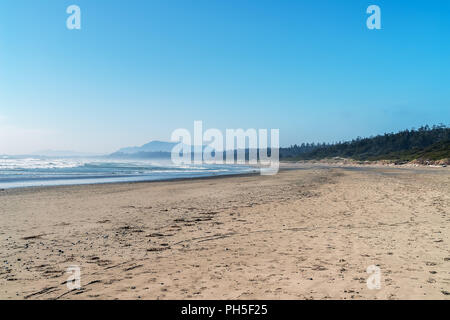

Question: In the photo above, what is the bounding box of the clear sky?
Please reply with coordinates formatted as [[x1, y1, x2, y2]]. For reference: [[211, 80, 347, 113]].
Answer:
[[1, 0, 449, 154]]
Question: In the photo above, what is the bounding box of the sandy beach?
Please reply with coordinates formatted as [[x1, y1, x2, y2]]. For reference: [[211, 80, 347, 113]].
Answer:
[[0, 164, 449, 300]]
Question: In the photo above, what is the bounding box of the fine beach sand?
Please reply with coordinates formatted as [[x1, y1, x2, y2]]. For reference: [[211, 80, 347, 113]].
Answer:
[[0, 164, 449, 299]]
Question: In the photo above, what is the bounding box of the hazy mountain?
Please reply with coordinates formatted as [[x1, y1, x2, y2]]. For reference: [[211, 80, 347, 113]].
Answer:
[[115, 141, 179, 154], [110, 141, 214, 159]]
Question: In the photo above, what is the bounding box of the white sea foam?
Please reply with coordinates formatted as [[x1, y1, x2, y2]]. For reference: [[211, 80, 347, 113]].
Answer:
[[0, 158, 83, 170], [0, 157, 255, 189]]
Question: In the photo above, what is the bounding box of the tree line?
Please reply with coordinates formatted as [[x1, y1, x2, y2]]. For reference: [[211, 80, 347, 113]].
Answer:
[[280, 124, 450, 161]]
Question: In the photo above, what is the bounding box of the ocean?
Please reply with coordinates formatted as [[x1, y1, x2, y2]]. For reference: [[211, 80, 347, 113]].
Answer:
[[0, 157, 256, 189]]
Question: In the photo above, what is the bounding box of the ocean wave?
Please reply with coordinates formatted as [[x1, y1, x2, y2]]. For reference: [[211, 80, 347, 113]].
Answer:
[[0, 157, 254, 188], [0, 158, 83, 169]]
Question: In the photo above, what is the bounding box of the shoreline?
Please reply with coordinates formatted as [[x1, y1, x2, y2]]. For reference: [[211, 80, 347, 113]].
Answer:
[[2, 162, 448, 194], [0, 169, 260, 194], [282, 158, 449, 168]]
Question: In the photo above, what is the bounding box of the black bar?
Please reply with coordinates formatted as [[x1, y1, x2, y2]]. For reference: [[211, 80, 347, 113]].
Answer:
[[0, 300, 445, 318]]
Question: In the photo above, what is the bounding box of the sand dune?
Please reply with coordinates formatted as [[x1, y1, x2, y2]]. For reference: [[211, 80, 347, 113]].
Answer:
[[0, 165, 449, 299]]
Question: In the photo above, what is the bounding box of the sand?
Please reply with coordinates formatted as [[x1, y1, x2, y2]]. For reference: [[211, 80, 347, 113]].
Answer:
[[0, 164, 449, 299]]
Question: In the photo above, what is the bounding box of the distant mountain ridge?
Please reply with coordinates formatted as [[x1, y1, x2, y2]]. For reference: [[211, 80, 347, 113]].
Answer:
[[115, 141, 178, 154]]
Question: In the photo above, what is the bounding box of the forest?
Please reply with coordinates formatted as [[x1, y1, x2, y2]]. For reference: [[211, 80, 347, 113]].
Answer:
[[280, 124, 450, 162]]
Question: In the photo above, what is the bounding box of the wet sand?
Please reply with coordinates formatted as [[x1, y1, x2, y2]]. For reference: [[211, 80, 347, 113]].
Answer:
[[0, 165, 449, 299]]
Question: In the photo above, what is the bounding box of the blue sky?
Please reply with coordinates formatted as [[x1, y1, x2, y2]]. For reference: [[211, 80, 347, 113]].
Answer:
[[0, 0, 449, 154]]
